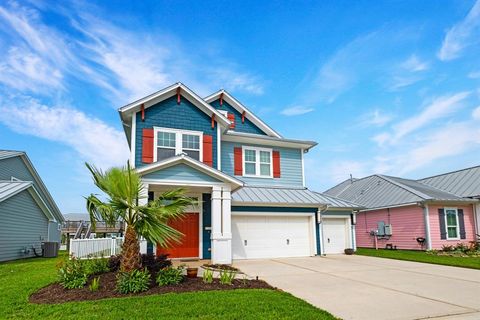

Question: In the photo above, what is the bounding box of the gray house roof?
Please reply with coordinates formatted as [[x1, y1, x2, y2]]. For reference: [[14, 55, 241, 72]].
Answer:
[[418, 165, 480, 198], [232, 186, 362, 209], [324, 178, 357, 197], [0, 150, 64, 222], [0, 180, 32, 202], [324, 174, 472, 210]]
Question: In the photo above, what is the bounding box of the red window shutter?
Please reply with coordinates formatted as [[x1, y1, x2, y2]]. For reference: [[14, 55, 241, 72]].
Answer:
[[227, 113, 235, 129], [272, 151, 281, 178], [142, 128, 154, 163], [234, 147, 243, 175], [203, 135, 213, 167]]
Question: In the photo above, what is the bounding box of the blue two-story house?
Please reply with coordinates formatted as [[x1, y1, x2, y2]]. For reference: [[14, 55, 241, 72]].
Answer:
[[119, 82, 361, 264]]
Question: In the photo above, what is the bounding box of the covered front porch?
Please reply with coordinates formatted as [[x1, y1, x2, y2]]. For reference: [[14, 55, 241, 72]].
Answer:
[[136, 154, 243, 264]]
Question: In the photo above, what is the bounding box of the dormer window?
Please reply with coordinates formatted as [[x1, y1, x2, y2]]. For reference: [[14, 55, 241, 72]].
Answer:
[[154, 127, 203, 162]]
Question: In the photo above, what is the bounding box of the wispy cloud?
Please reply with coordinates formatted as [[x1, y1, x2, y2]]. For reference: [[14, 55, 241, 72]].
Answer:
[[400, 54, 429, 72], [0, 96, 129, 169], [473, 106, 480, 120], [391, 91, 470, 142], [359, 109, 393, 127], [438, 0, 480, 61], [468, 70, 480, 79], [280, 105, 314, 116]]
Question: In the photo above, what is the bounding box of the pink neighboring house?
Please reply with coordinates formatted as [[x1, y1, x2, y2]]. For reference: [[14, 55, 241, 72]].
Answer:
[[325, 167, 480, 250]]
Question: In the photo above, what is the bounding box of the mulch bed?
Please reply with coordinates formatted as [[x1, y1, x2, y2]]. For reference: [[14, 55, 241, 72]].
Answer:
[[30, 272, 273, 304], [202, 264, 240, 272]]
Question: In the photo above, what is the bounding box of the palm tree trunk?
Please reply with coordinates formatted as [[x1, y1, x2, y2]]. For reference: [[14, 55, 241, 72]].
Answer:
[[121, 224, 141, 272]]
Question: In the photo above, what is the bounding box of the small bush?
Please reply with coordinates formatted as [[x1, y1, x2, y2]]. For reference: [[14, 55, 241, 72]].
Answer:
[[108, 255, 121, 272], [219, 269, 236, 286], [454, 243, 469, 253], [89, 277, 100, 292], [85, 258, 110, 276], [156, 266, 184, 286], [441, 245, 454, 252], [57, 257, 88, 289], [141, 253, 171, 274], [202, 268, 213, 284], [116, 269, 151, 294]]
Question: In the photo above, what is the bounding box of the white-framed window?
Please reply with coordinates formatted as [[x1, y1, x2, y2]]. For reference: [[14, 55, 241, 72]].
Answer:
[[154, 127, 203, 162], [242, 146, 272, 178], [444, 207, 459, 240]]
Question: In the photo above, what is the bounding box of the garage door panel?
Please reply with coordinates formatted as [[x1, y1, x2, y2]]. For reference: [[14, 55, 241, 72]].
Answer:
[[323, 218, 348, 254], [232, 214, 312, 259]]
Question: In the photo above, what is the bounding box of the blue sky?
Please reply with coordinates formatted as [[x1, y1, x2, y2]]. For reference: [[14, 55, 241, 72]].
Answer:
[[1, 0, 480, 213]]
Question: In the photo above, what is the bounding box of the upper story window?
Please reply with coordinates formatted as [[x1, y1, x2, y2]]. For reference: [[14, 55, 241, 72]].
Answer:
[[154, 127, 202, 162], [242, 146, 272, 178], [445, 208, 459, 240]]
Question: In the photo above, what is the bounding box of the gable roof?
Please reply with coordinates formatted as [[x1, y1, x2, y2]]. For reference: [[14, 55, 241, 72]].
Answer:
[[231, 185, 362, 208], [0, 150, 64, 222], [324, 178, 358, 197], [418, 165, 480, 198], [326, 174, 472, 210], [204, 90, 282, 138], [118, 83, 232, 146], [0, 180, 56, 221], [136, 154, 244, 190]]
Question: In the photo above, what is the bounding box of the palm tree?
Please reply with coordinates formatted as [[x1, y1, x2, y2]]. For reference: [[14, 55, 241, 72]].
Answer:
[[85, 163, 196, 272]]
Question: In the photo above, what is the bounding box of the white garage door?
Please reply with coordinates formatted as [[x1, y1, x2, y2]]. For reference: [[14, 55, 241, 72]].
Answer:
[[323, 218, 348, 254], [232, 215, 312, 259]]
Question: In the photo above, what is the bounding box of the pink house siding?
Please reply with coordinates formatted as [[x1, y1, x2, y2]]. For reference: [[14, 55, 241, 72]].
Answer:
[[428, 204, 476, 249], [356, 205, 426, 250]]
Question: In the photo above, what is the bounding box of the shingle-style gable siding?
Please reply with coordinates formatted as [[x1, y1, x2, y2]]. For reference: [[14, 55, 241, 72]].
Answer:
[[209, 99, 266, 135], [0, 190, 48, 262], [0, 156, 57, 218], [221, 141, 303, 187], [143, 163, 222, 183], [135, 95, 218, 168]]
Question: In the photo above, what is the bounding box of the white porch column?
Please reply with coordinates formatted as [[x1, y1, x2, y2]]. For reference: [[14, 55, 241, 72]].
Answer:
[[211, 185, 232, 264], [139, 182, 149, 206]]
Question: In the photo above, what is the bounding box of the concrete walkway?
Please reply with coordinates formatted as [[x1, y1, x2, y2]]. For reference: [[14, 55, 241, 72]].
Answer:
[[234, 255, 480, 320]]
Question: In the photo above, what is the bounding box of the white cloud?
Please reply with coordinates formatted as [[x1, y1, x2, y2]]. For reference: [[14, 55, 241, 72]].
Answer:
[[280, 105, 314, 116], [438, 0, 480, 61], [391, 91, 470, 142], [372, 132, 391, 146], [360, 109, 393, 127], [472, 106, 480, 120], [328, 160, 368, 184], [468, 70, 480, 79], [0, 97, 129, 169], [400, 55, 429, 72]]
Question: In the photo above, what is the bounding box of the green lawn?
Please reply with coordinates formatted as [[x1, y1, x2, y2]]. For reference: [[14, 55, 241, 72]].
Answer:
[[356, 248, 480, 270], [0, 255, 336, 320]]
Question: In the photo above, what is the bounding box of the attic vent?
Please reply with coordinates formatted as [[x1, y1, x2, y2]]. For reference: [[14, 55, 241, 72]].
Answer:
[[377, 180, 381, 185], [360, 190, 365, 195]]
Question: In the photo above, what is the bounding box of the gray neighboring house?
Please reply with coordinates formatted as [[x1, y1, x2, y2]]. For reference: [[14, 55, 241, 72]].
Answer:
[[0, 150, 64, 262]]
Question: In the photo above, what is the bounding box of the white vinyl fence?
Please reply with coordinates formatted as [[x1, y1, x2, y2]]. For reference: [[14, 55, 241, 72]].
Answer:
[[69, 237, 149, 259]]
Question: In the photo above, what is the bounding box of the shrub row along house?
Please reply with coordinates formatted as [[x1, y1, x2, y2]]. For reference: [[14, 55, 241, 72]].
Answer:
[[325, 167, 480, 250], [118, 82, 361, 264], [0, 150, 64, 262]]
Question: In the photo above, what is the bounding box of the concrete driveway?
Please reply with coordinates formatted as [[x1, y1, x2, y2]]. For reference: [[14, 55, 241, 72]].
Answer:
[[234, 255, 480, 320]]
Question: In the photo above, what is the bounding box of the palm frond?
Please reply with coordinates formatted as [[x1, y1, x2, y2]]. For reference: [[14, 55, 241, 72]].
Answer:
[[85, 194, 117, 230]]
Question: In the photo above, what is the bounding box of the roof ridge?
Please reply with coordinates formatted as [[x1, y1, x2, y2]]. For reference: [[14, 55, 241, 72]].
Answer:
[[377, 174, 431, 200], [323, 178, 357, 195], [418, 164, 480, 181], [311, 190, 363, 207]]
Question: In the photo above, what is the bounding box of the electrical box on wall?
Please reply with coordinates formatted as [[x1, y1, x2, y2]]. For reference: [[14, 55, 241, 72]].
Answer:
[[384, 224, 393, 236]]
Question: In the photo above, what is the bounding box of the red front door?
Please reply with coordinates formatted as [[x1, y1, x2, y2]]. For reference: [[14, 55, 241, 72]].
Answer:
[[157, 212, 199, 258]]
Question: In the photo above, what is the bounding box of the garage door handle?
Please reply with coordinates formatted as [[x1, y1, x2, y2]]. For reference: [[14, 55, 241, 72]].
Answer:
[[286, 239, 290, 245], [244, 240, 247, 246], [327, 238, 330, 243]]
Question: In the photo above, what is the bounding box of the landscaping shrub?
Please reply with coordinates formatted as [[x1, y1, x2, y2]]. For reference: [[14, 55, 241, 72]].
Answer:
[[108, 255, 122, 271], [202, 268, 213, 284], [219, 269, 236, 286], [57, 257, 88, 289], [89, 277, 100, 292], [156, 266, 184, 286], [441, 245, 454, 252], [85, 258, 110, 275], [116, 269, 151, 294], [141, 253, 171, 274], [454, 243, 469, 253]]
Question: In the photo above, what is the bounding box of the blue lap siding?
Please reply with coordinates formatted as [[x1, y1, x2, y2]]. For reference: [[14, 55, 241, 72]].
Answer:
[[135, 95, 218, 168], [209, 99, 266, 135]]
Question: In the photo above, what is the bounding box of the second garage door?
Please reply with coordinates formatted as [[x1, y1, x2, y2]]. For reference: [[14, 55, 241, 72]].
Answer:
[[232, 214, 313, 259], [322, 218, 349, 254]]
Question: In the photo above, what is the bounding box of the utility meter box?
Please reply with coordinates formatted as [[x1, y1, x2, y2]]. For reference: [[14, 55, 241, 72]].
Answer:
[[384, 224, 393, 236]]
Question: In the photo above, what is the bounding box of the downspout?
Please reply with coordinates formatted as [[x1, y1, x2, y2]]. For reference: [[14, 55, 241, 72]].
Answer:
[[420, 202, 432, 250], [473, 200, 479, 237], [318, 205, 329, 256]]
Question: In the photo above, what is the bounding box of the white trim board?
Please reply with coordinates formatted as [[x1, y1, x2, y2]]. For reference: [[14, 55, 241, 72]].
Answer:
[[231, 211, 315, 217]]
